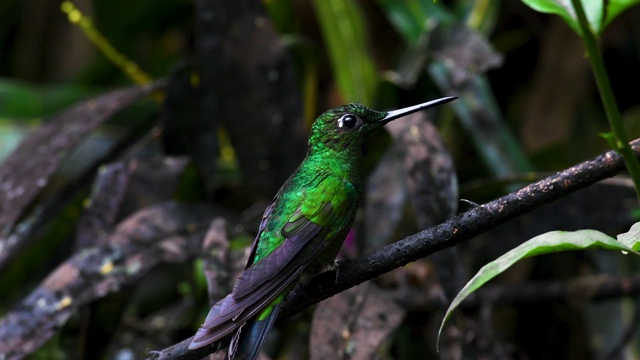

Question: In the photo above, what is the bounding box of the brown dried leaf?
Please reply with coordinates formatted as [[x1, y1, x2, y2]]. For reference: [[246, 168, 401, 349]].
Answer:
[[385, 113, 457, 226], [310, 282, 405, 360], [117, 156, 191, 217], [386, 113, 464, 303], [0, 83, 161, 231], [431, 25, 503, 87], [364, 112, 457, 248], [75, 162, 130, 249], [0, 201, 218, 359], [0, 82, 163, 265], [75, 156, 190, 249], [364, 143, 408, 252]]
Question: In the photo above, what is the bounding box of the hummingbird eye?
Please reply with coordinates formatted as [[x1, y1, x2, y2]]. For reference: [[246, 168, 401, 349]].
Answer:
[[338, 114, 358, 129]]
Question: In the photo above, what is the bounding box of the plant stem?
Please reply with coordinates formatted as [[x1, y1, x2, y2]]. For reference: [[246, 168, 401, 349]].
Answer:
[[571, 0, 640, 204]]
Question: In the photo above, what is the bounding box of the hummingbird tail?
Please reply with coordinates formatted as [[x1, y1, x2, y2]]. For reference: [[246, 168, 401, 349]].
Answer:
[[227, 302, 282, 360]]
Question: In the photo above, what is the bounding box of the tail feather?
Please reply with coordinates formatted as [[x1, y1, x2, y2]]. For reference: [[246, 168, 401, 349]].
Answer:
[[227, 302, 282, 360]]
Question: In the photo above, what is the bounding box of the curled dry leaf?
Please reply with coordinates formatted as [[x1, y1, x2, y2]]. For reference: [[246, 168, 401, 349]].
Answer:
[[430, 25, 504, 87]]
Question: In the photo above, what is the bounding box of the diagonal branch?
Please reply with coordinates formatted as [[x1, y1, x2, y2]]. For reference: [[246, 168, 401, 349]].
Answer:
[[282, 139, 639, 316], [148, 139, 640, 360]]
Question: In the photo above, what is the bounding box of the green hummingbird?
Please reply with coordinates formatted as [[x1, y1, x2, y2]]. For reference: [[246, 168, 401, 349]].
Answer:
[[189, 96, 457, 359]]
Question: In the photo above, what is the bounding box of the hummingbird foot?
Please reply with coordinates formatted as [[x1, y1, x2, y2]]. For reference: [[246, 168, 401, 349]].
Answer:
[[326, 260, 339, 272], [331, 260, 341, 285]]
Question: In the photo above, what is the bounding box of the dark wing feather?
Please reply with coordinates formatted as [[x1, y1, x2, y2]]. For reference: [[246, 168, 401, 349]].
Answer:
[[232, 214, 327, 297], [189, 221, 329, 349], [243, 196, 278, 269], [190, 259, 307, 349], [189, 175, 356, 351], [199, 222, 325, 327]]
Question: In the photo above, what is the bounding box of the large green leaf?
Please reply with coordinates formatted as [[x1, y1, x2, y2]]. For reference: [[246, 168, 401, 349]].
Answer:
[[437, 228, 640, 346], [312, 0, 378, 104], [521, 0, 640, 35]]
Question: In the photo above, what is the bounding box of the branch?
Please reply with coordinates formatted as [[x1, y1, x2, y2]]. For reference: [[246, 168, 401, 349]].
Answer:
[[283, 138, 640, 315], [148, 138, 640, 360]]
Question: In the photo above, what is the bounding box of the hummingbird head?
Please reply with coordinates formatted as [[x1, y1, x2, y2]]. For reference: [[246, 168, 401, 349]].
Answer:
[[309, 96, 458, 152]]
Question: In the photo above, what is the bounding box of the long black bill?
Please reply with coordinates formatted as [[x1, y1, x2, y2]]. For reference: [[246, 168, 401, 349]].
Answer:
[[380, 96, 458, 123]]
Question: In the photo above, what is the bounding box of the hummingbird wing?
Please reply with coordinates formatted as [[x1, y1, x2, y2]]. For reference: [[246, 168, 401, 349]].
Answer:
[[189, 175, 358, 350], [242, 195, 277, 269]]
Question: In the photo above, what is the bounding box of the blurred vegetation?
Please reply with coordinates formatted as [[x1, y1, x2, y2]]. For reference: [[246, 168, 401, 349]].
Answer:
[[1, 0, 640, 359]]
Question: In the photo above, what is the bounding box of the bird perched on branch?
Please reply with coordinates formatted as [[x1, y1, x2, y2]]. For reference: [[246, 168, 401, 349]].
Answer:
[[189, 96, 457, 359]]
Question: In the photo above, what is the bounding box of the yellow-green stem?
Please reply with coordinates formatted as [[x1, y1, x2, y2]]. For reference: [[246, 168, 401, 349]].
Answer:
[[571, 0, 640, 204]]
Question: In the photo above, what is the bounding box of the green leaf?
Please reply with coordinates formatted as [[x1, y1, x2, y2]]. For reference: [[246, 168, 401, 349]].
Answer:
[[617, 222, 640, 251], [521, 0, 640, 35], [376, 0, 453, 42], [603, 0, 640, 29], [521, 0, 601, 35], [437, 229, 637, 347], [312, 0, 378, 104]]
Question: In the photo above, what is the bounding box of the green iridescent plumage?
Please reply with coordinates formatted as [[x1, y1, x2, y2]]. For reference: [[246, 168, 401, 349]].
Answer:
[[189, 97, 457, 360]]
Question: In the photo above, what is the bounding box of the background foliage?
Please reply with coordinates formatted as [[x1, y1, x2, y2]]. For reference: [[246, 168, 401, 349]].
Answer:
[[1, 0, 640, 359]]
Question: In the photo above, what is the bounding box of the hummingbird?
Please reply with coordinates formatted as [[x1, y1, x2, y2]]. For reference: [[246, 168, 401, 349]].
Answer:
[[189, 96, 457, 359]]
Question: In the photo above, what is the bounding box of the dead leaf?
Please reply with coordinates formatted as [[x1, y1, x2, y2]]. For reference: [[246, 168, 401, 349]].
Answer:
[[310, 282, 405, 360], [0, 201, 220, 358], [0, 82, 163, 267]]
